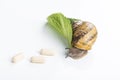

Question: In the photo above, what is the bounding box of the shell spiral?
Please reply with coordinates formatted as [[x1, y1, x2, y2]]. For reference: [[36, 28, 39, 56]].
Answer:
[[72, 21, 97, 50]]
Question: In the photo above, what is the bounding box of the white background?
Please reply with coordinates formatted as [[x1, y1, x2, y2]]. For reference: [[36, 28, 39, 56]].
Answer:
[[0, 0, 120, 80]]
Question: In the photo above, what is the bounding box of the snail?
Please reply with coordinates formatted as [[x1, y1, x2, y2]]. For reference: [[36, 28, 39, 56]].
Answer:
[[66, 20, 97, 59], [47, 13, 97, 59]]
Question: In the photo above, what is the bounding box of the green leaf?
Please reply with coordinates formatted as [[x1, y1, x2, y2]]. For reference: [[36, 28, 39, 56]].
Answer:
[[47, 13, 72, 48]]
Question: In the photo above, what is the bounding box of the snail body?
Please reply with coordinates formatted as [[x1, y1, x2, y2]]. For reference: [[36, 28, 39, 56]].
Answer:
[[67, 20, 97, 59]]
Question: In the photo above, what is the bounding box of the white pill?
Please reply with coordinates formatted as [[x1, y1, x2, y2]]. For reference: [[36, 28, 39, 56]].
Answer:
[[31, 56, 45, 63], [12, 53, 24, 63], [40, 49, 55, 56]]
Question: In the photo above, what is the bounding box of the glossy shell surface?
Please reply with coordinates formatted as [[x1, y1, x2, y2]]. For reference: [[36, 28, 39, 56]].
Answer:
[[72, 21, 97, 50]]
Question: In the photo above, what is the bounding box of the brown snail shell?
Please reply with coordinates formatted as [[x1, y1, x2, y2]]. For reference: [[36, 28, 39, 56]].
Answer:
[[67, 20, 97, 59]]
